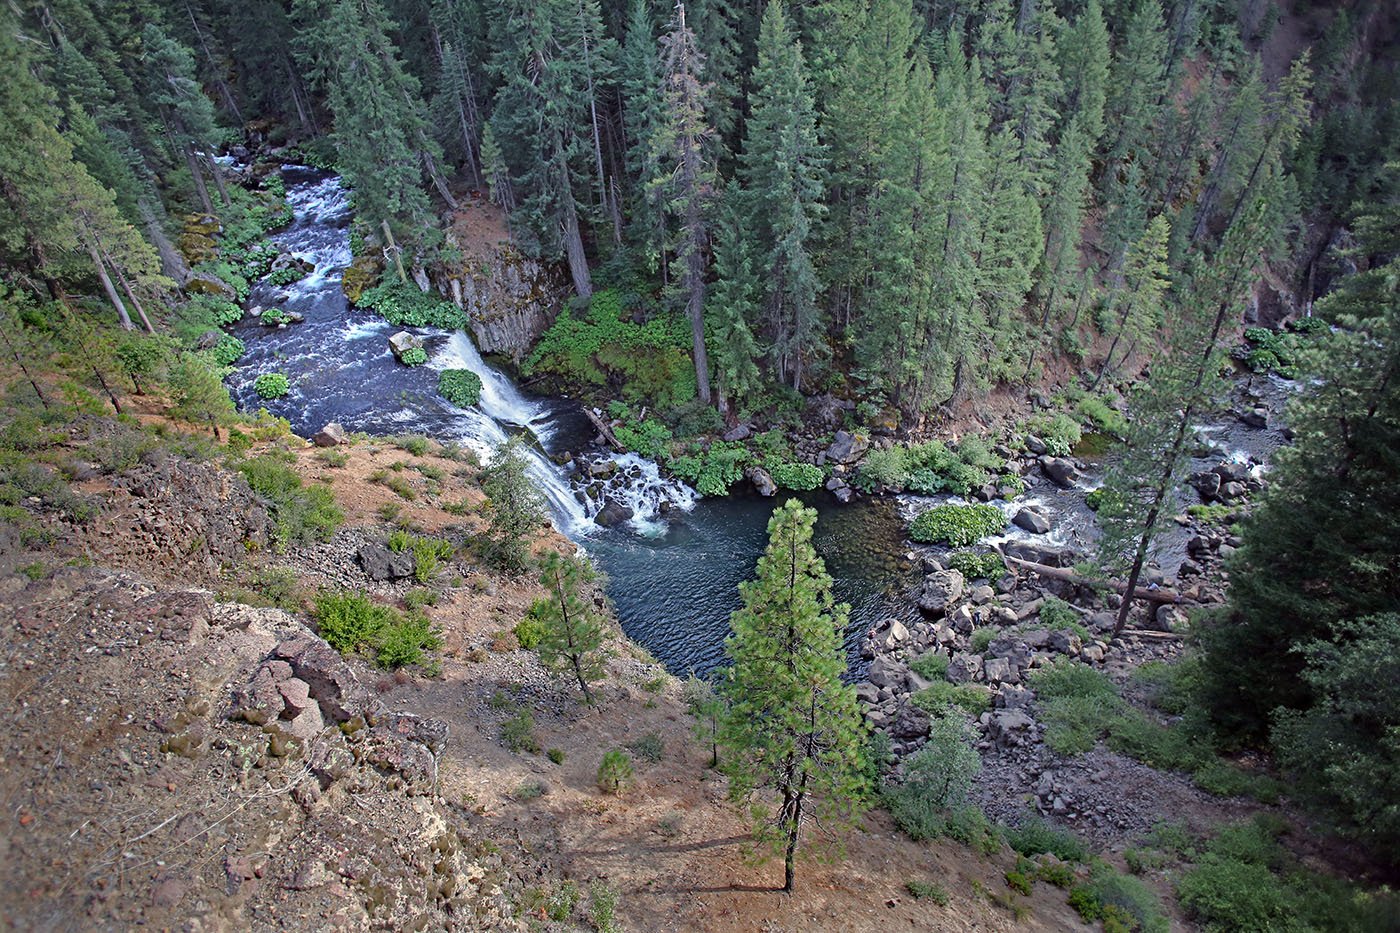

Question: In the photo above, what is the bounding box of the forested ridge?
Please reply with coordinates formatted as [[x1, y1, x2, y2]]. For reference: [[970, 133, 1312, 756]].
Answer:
[[3, 0, 1400, 928]]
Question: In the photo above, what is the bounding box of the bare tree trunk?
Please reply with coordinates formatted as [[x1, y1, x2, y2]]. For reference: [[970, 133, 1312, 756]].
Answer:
[[0, 326, 47, 408], [207, 153, 231, 206], [183, 144, 215, 215], [96, 237, 156, 334], [83, 235, 134, 330], [140, 200, 188, 284], [382, 220, 408, 285], [557, 146, 594, 299]]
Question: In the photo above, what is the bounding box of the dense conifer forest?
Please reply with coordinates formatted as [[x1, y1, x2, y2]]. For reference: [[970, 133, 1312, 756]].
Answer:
[[1, 0, 1398, 928]]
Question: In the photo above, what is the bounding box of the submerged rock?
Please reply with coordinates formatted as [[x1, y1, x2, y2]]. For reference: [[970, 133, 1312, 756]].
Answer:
[[1013, 506, 1051, 534], [593, 500, 635, 527], [388, 330, 424, 360]]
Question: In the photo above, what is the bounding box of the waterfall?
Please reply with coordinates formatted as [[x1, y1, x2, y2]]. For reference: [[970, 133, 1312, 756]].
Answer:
[[238, 168, 694, 540]]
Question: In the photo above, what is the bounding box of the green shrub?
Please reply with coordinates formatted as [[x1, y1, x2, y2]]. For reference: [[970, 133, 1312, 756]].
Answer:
[[1177, 856, 1302, 931], [500, 709, 540, 753], [910, 651, 950, 681], [210, 334, 245, 366], [885, 716, 983, 841], [1005, 817, 1088, 863], [512, 780, 547, 801], [626, 732, 664, 763], [597, 749, 634, 794], [312, 589, 441, 670], [768, 461, 823, 491], [237, 455, 343, 549], [1005, 868, 1033, 896], [1088, 864, 1169, 932], [438, 368, 483, 407], [910, 681, 992, 716], [393, 433, 432, 456], [1186, 503, 1236, 524], [1037, 859, 1077, 888], [399, 346, 428, 366], [1074, 395, 1128, 437], [253, 372, 290, 399], [948, 550, 1005, 580], [356, 279, 468, 329], [970, 626, 998, 654], [909, 503, 1005, 546], [855, 446, 909, 491], [403, 587, 438, 610], [547, 747, 566, 765], [1026, 413, 1081, 456], [906, 880, 950, 905], [409, 535, 455, 583], [666, 440, 749, 497], [588, 882, 621, 933], [1038, 597, 1079, 630], [316, 447, 348, 468], [515, 608, 546, 649]]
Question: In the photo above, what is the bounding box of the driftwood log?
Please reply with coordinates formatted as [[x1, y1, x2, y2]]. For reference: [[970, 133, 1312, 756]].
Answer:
[[584, 408, 625, 453], [1002, 555, 1188, 607]]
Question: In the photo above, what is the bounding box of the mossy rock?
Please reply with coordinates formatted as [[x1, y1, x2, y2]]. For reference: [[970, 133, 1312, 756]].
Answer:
[[183, 213, 223, 237], [178, 231, 219, 264], [342, 254, 384, 305]]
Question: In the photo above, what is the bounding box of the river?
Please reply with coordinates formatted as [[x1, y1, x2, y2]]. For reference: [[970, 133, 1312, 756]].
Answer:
[[227, 169, 1292, 677]]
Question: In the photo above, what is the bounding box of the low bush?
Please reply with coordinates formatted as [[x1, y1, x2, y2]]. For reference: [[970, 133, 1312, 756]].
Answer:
[[597, 749, 634, 794], [500, 709, 540, 753], [910, 681, 992, 716], [768, 461, 823, 491], [253, 372, 290, 399], [906, 880, 950, 905], [1005, 816, 1088, 863], [1025, 413, 1081, 456], [910, 651, 951, 681], [394, 433, 433, 456], [948, 550, 1005, 580], [399, 346, 428, 366], [626, 732, 664, 763], [909, 503, 1005, 546], [970, 626, 998, 654], [438, 368, 483, 407], [356, 279, 468, 329], [237, 455, 343, 549], [515, 610, 546, 650], [210, 334, 245, 366], [1038, 597, 1079, 630], [312, 589, 441, 670]]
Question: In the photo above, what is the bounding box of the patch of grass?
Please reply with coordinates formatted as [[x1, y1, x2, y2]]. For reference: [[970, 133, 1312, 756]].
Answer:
[[403, 587, 438, 610], [909, 503, 1006, 546], [547, 747, 566, 765], [597, 749, 634, 795], [500, 709, 540, 754], [19, 561, 46, 581], [905, 880, 950, 905], [1187, 503, 1236, 524], [414, 462, 445, 482], [316, 447, 348, 468], [370, 469, 416, 500], [376, 501, 402, 522]]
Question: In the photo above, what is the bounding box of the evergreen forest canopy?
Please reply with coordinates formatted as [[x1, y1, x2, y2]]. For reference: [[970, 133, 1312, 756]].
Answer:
[[2, 0, 1396, 422]]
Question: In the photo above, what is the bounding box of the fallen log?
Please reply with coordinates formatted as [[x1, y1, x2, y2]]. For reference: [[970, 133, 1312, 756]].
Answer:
[[1001, 555, 1188, 606], [584, 407, 626, 453]]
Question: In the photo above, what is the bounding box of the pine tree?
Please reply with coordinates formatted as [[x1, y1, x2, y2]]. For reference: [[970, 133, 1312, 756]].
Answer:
[[737, 1, 826, 392], [536, 550, 609, 704], [1101, 0, 1168, 168], [141, 23, 231, 213], [293, 0, 452, 254], [620, 0, 668, 273], [1202, 183, 1400, 742], [489, 0, 596, 298], [1055, 0, 1109, 143], [719, 499, 868, 893], [480, 436, 547, 572], [1096, 185, 1277, 637], [653, 3, 716, 404], [705, 203, 763, 412], [1094, 213, 1169, 387]]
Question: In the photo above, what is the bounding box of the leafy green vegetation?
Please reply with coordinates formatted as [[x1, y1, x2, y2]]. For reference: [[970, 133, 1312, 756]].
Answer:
[[768, 461, 823, 491], [948, 550, 1005, 581], [597, 749, 634, 794], [438, 368, 483, 407], [356, 279, 468, 330], [236, 455, 343, 550], [398, 346, 428, 366], [252, 372, 290, 399], [908, 504, 1006, 546], [910, 681, 992, 716], [312, 590, 442, 670], [208, 334, 246, 367]]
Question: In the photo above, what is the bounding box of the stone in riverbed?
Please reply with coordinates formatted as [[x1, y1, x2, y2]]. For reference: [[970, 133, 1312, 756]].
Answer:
[[1013, 506, 1051, 534], [916, 569, 965, 617], [825, 430, 869, 465], [593, 500, 634, 527], [746, 466, 777, 497], [1039, 456, 1080, 488], [388, 330, 424, 361]]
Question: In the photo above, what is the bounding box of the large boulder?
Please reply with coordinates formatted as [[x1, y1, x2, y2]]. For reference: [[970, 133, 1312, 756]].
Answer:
[[825, 476, 854, 503], [722, 424, 752, 442], [357, 541, 415, 581], [313, 422, 348, 447], [866, 656, 905, 690], [1039, 456, 1080, 488], [274, 635, 384, 724], [989, 709, 1036, 748], [388, 331, 424, 361], [825, 430, 870, 465], [746, 466, 777, 497], [593, 500, 635, 527], [1012, 507, 1051, 534], [916, 569, 965, 617]]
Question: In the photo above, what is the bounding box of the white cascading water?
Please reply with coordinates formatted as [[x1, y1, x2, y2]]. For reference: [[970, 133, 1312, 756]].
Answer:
[[242, 169, 695, 540]]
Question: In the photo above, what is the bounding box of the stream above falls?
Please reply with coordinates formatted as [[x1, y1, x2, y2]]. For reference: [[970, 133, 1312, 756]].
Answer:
[[227, 168, 1294, 677]]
